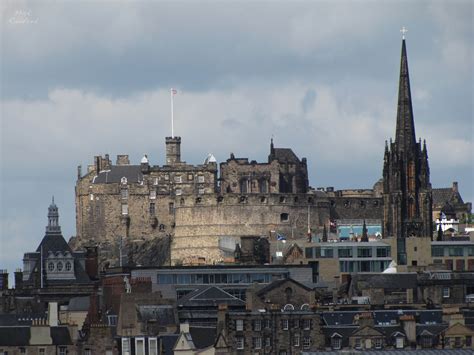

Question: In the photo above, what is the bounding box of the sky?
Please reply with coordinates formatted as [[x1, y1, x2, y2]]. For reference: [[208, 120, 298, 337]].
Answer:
[[1, 1, 473, 284]]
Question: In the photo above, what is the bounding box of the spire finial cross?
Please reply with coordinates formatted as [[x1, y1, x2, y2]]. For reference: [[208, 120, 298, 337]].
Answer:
[[400, 26, 408, 40]]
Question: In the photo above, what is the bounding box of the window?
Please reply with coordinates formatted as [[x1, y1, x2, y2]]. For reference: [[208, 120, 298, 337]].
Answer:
[[48, 262, 55, 272], [338, 248, 352, 258], [443, 287, 450, 298], [466, 336, 472, 347], [265, 319, 271, 329], [374, 337, 382, 349], [282, 319, 289, 330], [107, 315, 118, 326], [121, 204, 128, 215], [293, 334, 300, 347], [149, 338, 158, 355], [432, 246, 444, 257], [89, 193, 94, 201], [84, 350, 91, 355], [174, 175, 182, 183], [236, 319, 244, 331], [121, 338, 130, 355], [121, 188, 128, 199], [265, 337, 271, 347], [354, 338, 361, 349], [376, 247, 390, 257], [454, 337, 462, 348], [57, 262, 63, 271], [169, 202, 174, 214], [198, 188, 205, 195], [395, 336, 404, 349], [421, 335, 432, 348], [303, 319, 311, 330], [153, 177, 159, 185], [468, 247, 474, 256], [59, 347, 67, 355], [164, 174, 169, 180], [188, 174, 194, 181], [19, 348, 26, 354], [149, 190, 156, 199], [39, 349, 46, 355], [254, 337, 262, 349], [294, 319, 300, 329], [303, 336, 311, 349], [65, 261, 72, 271], [254, 319, 261, 331], [280, 213, 289, 222], [331, 336, 341, 350], [236, 337, 244, 349], [175, 188, 182, 196], [198, 175, 205, 183], [149, 202, 155, 215], [357, 247, 372, 258], [449, 247, 463, 257], [135, 338, 145, 355]]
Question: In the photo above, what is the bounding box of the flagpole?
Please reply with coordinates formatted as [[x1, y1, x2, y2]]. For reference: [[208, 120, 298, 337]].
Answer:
[[170, 88, 174, 138]]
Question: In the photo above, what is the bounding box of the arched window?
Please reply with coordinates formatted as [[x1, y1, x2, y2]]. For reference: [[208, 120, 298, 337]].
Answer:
[[240, 179, 248, 194], [282, 304, 294, 312]]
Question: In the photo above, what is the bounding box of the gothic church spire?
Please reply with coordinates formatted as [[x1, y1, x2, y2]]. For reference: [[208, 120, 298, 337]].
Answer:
[[395, 39, 416, 153]]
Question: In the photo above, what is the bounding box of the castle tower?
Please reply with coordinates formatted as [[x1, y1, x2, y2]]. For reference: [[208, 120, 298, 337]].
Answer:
[[165, 136, 181, 165], [382, 38, 432, 265]]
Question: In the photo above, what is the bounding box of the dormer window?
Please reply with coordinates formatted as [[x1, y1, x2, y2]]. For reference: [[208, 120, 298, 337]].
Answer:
[[121, 177, 128, 185], [57, 261, 63, 271], [65, 261, 72, 271], [48, 262, 55, 272]]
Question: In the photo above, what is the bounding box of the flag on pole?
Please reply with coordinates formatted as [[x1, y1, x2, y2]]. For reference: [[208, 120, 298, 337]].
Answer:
[[171, 88, 178, 95], [277, 233, 286, 241]]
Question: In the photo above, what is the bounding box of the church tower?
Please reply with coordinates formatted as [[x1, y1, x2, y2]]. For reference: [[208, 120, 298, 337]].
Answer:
[[382, 37, 433, 265]]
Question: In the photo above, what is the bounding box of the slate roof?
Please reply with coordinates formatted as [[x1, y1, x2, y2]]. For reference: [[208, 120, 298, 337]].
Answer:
[[432, 188, 464, 205], [137, 305, 177, 327], [0, 326, 72, 346], [323, 310, 444, 327], [177, 286, 245, 308], [351, 273, 418, 290], [255, 277, 313, 297], [416, 324, 447, 336], [68, 296, 90, 311], [189, 326, 216, 349], [93, 165, 143, 184], [272, 148, 301, 164], [0, 326, 30, 346], [36, 233, 72, 253], [50, 326, 73, 345], [159, 334, 180, 355]]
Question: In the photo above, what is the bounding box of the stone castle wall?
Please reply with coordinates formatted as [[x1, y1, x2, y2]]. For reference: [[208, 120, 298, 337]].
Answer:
[[172, 193, 330, 264]]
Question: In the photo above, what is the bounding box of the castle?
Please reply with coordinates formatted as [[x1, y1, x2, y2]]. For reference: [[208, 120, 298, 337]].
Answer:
[[72, 38, 470, 267]]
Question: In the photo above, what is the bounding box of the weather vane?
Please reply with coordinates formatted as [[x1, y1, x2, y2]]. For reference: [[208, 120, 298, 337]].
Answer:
[[400, 26, 408, 40]]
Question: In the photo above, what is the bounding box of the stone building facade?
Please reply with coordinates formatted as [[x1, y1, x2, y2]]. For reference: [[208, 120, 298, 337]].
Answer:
[[73, 39, 470, 268], [74, 137, 332, 266], [382, 39, 433, 265]]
